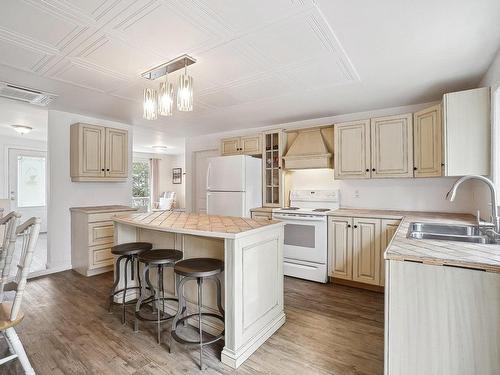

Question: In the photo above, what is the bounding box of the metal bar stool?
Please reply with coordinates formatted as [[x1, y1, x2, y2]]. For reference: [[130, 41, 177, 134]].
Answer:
[[134, 249, 183, 344], [108, 242, 152, 324], [170, 258, 225, 370]]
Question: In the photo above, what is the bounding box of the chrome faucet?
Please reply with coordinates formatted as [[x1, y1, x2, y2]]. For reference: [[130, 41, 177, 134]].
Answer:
[[446, 175, 500, 233]]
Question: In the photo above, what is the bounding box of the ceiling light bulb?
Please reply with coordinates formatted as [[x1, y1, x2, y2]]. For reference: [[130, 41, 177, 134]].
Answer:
[[177, 60, 193, 111], [11, 125, 32, 134], [143, 88, 158, 120], [158, 76, 174, 116]]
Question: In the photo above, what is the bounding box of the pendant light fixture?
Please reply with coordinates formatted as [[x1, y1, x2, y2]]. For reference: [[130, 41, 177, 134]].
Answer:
[[143, 87, 158, 120], [141, 54, 196, 120], [177, 58, 194, 112], [158, 73, 173, 117]]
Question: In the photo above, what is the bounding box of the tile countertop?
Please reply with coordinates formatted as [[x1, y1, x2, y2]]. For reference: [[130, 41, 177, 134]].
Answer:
[[328, 208, 500, 273], [113, 210, 283, 239]]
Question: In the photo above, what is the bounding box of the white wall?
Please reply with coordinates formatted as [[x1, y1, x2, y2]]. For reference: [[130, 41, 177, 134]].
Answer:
[[185, 101, 478, 214], [133, 152, 185, 209], [47, 110, 133, 271]]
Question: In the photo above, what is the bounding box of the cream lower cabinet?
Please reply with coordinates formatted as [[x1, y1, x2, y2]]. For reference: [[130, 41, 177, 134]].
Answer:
[[329, 216, 400, 287], [220, 135, 261, 156], [70, 206, 136, 276]]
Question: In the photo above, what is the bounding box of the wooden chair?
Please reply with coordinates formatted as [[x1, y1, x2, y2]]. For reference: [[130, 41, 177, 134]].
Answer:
[[0, 217, 41, 375], [0, 211, 21, 303]]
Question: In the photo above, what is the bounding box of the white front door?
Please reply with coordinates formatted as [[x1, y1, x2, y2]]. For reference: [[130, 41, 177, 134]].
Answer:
[[194, 149, 218, 213], [8, 149, 47, 232]]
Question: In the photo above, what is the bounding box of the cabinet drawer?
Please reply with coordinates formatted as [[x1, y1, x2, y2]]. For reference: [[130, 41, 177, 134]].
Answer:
[[89, 244, 114, 269], [88, 212, 118, 223], [88, 221, 114, 246], [251, 212, 273, 220]]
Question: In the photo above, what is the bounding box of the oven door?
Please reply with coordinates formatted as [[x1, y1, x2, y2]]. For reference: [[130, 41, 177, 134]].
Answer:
[[273, 213, 327, 264]]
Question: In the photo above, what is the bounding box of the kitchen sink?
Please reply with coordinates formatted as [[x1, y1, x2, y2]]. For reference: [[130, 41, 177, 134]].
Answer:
[[407, 222, 496, 244]]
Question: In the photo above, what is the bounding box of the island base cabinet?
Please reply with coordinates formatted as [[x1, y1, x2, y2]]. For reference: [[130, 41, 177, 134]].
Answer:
[[385, 260, 500, 375], [113, 221, 285, 369]]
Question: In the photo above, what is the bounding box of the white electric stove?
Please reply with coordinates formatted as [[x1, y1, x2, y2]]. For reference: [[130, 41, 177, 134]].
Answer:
[[273, 190, 340, 283]]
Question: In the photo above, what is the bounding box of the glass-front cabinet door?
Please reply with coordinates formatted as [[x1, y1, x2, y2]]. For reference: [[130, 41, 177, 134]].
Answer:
[[263, 130, 283, 207]]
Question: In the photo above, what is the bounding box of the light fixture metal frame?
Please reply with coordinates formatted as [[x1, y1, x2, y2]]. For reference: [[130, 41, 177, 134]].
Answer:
[[141, 54, 196, 80]]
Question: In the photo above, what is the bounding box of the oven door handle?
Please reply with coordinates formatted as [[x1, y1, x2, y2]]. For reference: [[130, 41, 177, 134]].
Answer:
[[273, 214, 325, 222]]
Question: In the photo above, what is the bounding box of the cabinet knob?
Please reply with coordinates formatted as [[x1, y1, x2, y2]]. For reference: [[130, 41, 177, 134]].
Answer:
[[441, 163, 445, 167], [372, 168, 375, 172], [365, 169, 369, 172], [413, 167, 418, 171], [347, 224, 351, 228], [107, 168, 110, 171], [354, 225, 358, 228], [101, 168, 105, 172]]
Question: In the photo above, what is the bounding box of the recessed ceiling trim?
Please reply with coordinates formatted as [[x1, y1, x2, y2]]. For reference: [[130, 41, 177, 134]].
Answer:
[[141, 54, 196, 80]]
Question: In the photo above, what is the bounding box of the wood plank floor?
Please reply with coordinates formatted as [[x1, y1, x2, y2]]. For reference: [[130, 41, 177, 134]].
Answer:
[[2, 271, 384, 374]]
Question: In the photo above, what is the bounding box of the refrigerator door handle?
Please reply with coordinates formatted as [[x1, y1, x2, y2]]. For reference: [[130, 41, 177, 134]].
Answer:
[[206, 162, 211, 190]]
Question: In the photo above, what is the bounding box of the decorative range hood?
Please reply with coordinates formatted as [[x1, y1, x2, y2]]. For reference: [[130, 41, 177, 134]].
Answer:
[[283, 126, 334, 170]]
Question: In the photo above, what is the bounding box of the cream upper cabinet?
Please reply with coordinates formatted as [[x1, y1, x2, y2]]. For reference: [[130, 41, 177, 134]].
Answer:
[[241, 135, 261, 155], [221, 137, 240, 156], [413, 105, 442, 177], [105, 127, 128, 178], [334, 120, 371, 179], [221, 135, 261, 156], [443, 87, 490, 176], [370, 113, 413, 178], [70, 123, 129, 182], [262, 130, 283, 207], [71, 123, 105, 179], [380, 219, 400, 286], [352, 217, 381, 285], [328, 217, 353, 280]]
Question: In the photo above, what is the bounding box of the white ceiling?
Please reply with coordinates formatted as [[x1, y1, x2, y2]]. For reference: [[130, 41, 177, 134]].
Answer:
[[0, 0, 499, 137]]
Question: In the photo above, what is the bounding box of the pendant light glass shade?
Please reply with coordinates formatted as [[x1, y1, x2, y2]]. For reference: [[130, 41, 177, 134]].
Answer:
[[143, 88, 158, 120], [158, 76, 174, 116], [177, 63, 193, 111]]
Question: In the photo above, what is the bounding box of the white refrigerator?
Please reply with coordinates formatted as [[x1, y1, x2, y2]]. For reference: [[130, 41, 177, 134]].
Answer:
[[206, 155, 262, 217]]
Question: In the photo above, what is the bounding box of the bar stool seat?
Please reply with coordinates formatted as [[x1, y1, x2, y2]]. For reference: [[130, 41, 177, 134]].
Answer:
[[170, 257, 225, 370], [174, 258, 224, 277], [108, 242, 153, 324], [111, 242, 153, 256], [138, 249, 182, 264], [134, 249, 183, 344]]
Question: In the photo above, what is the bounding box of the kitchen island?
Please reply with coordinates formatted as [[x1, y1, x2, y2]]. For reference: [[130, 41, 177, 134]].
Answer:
[[112, 211, 285, 368]]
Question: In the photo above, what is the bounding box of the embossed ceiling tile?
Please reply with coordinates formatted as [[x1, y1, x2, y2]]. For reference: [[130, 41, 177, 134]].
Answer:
[[225, 76, 291, 103], [282, 58, 353, 88], [64, 0, 119, 18], [243, 13, 331, 66], [0, 0, 79, 47], [79, 36, 162, 77], [52, 62, 127, 92], [197, 91, 241, 108], [117, 2, 215, 58], [199, 0, 310, 32], [194, 41, 265, 87], [0, 40, 47, 71]]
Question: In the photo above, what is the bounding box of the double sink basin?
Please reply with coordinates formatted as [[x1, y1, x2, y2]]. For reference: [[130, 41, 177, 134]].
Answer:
[[407, 222, 496, 244]]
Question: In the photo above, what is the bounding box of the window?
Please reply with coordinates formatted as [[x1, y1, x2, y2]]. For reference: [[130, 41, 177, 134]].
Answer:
[[132, 160, 150, 210], [17, 156, 46, 207]]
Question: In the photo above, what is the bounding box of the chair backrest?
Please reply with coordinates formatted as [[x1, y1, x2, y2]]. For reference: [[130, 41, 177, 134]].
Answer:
[[0, 211, 21, 302], [7, 217, 41, 321]]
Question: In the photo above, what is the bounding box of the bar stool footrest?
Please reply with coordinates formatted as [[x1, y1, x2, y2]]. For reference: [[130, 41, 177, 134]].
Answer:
[[110, 286, 142, 306], [135, 297, 179, 322], [171, 313, 225, 346]]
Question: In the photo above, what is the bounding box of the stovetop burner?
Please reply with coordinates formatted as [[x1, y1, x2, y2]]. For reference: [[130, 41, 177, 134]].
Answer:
[[312, 208, 331, 212], [281, 207, 300, 210]]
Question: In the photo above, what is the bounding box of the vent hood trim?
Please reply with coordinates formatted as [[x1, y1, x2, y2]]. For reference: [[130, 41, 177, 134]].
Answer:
[[283, 126, 333, 170]]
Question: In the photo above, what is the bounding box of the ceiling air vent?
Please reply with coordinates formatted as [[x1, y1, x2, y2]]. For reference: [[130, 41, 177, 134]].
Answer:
[[0, 82, 57, 106]]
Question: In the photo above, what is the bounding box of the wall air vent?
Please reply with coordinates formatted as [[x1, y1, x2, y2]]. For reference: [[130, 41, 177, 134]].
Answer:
[[0, 82, 57, 106]]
